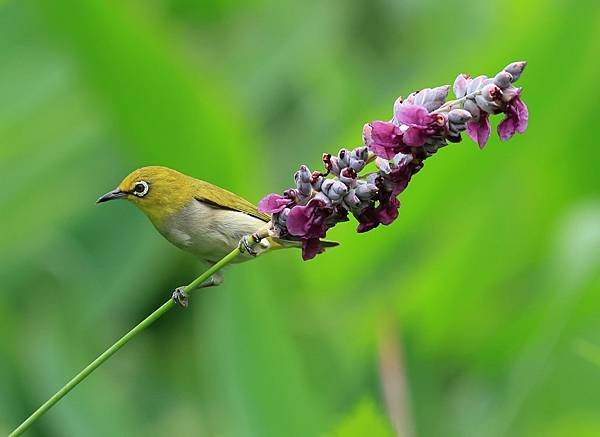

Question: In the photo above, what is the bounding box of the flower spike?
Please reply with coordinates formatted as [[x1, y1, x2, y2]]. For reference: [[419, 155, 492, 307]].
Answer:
[[259, 61, 529, 259]]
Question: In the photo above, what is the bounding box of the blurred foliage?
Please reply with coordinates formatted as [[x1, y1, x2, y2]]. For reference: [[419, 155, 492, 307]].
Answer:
[[0, 0, 599, 436], [325, 399, 393, 437]]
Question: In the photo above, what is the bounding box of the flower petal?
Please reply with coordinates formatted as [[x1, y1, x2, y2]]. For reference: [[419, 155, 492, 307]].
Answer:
[[453, 73, 471, 98], [513, 96, 529, 133], [466, 113, 491, 149], [402, 126, 427, 147], [394, 103, 430, 127], [286, 199, 330, 239], [356, 206, 380, 233], [363, 121, 404, 159], [376, 196, 400, 225], [257, 193, 290, 214], [497, 95, 528, 141], [375, 157, 391, 174], [301, 238, 321, 260], [286, 204, 311, 236], [497, 115, 516, 141]]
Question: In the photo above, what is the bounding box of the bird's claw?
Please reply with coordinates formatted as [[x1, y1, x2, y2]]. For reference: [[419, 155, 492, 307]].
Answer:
[[172, 286, 189, 308], [239, 233, 261, 257]]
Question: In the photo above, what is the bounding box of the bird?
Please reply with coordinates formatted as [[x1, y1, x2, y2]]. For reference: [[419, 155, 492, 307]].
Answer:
[[97, 166, 338, 307]]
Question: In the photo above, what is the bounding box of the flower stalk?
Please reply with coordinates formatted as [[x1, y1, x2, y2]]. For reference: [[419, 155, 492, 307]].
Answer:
[[434, 89, 482, 112], [8, 243, 250, 437]]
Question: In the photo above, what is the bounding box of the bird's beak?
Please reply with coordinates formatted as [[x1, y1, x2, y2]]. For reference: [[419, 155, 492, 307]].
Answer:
[[96, 188, 127, 203]]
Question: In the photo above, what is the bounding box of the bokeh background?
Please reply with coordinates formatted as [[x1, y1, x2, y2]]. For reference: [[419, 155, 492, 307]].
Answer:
[[1, 0, 599, 436]]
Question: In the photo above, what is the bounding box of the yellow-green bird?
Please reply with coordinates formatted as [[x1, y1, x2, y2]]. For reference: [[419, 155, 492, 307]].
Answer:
[[97, 166, 337, 307]]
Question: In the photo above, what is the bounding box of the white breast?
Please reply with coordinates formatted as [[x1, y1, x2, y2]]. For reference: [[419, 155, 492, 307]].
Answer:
[[157, 200, 270, 263]]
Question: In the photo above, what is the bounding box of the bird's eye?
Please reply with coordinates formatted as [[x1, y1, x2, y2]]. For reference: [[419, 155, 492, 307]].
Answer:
[[133, 181, 149, 197]]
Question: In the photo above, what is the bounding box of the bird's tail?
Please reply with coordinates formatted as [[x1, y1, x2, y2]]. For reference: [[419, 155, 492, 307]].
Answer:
[[269, 237, 339, 253], [317, 239, 340, 249]]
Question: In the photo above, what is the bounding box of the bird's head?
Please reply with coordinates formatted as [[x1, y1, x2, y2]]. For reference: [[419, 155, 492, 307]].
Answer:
[[97, 166, 195, 224]]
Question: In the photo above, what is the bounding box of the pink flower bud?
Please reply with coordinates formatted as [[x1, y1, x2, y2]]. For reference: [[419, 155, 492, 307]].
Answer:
[[352, 146, 369, 161], [412, 85, 450, 111], [464, 99, 481, 120], [467, 75, 487, 94], [355, 183, 378, 201], [338, 148, 350, 167], [493, 71, 513, 89], [339, 167, 357, 186], [343, 190, 361, 209], [503, 61, 527, 82], [453, 73, 471, 98], [475, 84, 501, 113], [448, 109, 472, 124]]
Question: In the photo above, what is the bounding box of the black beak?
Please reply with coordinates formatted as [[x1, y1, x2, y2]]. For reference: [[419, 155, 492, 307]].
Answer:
[[96, 188, 127, 203]]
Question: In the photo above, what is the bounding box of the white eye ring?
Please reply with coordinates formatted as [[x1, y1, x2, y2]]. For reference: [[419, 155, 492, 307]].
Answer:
[[133, 180, 149, 197]]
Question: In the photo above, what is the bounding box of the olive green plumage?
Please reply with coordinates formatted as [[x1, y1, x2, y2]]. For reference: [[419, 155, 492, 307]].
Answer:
[[116, 166, 269, 226]]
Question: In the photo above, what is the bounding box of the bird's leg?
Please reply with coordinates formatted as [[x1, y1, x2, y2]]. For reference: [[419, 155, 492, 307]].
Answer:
[[239, 235, 258, 256], [172, 272, 224, 308], [238, 230, 268, 257], [172, 286, 189, 308]]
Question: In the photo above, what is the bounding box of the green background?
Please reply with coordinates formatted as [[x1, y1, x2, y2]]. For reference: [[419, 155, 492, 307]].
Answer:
[[1, 0, 599, 436]]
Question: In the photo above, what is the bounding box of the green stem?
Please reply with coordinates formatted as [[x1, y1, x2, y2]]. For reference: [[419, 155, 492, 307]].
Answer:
[[434, 89, 482, 113], [9, 244, 247, 437]]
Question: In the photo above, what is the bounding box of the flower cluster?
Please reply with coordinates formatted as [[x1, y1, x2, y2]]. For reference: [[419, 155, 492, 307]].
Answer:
[[259, 61, 529, 260]]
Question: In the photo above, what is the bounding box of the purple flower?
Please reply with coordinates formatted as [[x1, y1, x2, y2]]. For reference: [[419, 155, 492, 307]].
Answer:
[[378, 158, 415, 194], [498, 92, 528, 141], [355, 157, 421, 233], [355, 196, 400, 233], [475, 84, 502, 114], [375, 159, 419, 224], [394, 103, 447, 147], [356, 205, 379, 233], [300, 238, 322, 261], [403, 86, 450, 112], [363, 121, 404, 159], [376, 196, 400, 225], [258, 193, 292, 214], [285, 198, 337, 260], [453, 73, 471, 98], [286, 198, 332, 240], [466, 112, 491, 149]]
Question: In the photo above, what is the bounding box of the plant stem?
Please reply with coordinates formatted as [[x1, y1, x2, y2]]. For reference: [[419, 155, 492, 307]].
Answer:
[[9, 244, 248, 437], [434, 89, 481, 113]]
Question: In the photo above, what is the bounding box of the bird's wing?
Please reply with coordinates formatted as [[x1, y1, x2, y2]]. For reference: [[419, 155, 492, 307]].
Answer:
[[192, 180, 341, 252], [193, 180, 270, 222]]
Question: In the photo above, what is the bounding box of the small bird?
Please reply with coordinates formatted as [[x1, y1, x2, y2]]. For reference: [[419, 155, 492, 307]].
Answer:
[[97, 166, 337, 307]]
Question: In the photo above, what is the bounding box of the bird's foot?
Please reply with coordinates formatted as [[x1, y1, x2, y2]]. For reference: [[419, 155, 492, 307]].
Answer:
[[172, 286, 189, 308], [238, 233, 262, 256]]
